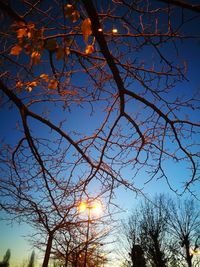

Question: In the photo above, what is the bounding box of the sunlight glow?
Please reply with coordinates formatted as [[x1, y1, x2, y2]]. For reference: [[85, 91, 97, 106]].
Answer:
[[91, 201, 102, 215]]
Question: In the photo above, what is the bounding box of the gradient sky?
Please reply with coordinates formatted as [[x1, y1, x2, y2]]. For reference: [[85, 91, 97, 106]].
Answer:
[[1, 1, 200, 266]]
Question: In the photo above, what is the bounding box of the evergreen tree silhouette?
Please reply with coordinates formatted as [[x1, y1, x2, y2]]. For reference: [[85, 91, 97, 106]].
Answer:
[[0, 249, 11, 267], [27, 251, 35, 267]]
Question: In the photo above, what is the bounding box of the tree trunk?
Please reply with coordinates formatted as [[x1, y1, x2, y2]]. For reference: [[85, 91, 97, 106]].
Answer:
[[42, 232, 54, 267], [186, 246, 192, 267], [131, 244, 146, 267], [64, 247, 69, 267]]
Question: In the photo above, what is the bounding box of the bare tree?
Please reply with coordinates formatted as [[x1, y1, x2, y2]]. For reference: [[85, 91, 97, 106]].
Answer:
[[0, 0, 199, 196], [120, 195, 170, 267], [120, 196, 200, 267], [0, 151, 85, 267], [118, 210, 144, 267], [47, 207, 112, 267], [168, 198, 200, 267], [140, 196, 169, 267]]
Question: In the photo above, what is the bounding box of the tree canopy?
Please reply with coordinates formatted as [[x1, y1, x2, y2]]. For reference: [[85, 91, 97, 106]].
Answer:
[[1, 0, 200, 197]]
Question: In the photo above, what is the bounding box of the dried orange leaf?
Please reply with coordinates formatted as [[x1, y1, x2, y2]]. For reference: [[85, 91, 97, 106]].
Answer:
[[64, 4, 74, 18], [40, 74, 49, 82], [26, 80, 37, 92], [29, 81, 37, 87], [64, 4, 79, 22], [31, 51, 41, 65], [85, 44, 94, 55], [27, 86, 32, 92], [11, 21, 26, 31], [48, 79, 58, 90], [16, 81, 23, 92], [17, 28, 27, 39], [82, 18, 92, 42], [27, 31, 33, 39], [56, 47, 65, 60], [65, 47, 70, 56], [10, 44, 22, 56], [27, 22, 35, 30], [71, 10, 80, 23]]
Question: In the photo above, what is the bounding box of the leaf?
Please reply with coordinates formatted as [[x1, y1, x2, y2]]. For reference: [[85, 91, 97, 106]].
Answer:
[[11, 21, 26, 32], [45, 39, 57, 52], [26, 81, 37, 92], [27, 23, 35, 39], [40, 73, 49, 82], [29, 81, 37, 87], [27, 86, 32, 92], [10, 44, 22, 56], [27, 31, 33, 39], [27, 22, 35, 30], [85, 44, 94, 55], [56, 47, 65, 60], [16, 81, 23, 92], [31, 51, 41, 65], [17, 28, 27, 39], [64, 4, 80, 23], [70, 9, 80, 23], [48, 79, 58, 90], [64, 4, 74, 18], [82, 18, 92, 42], [65, 47, 70, 56]]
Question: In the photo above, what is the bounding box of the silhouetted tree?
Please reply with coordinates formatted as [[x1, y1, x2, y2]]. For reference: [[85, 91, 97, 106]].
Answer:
[[121, 196, 200, 267], [168, 198, 200, 267], [139, 196, 168, 267], [27, 251, 35, 267], [120, 209, 147, 267], [0, 249, 11, 267]]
